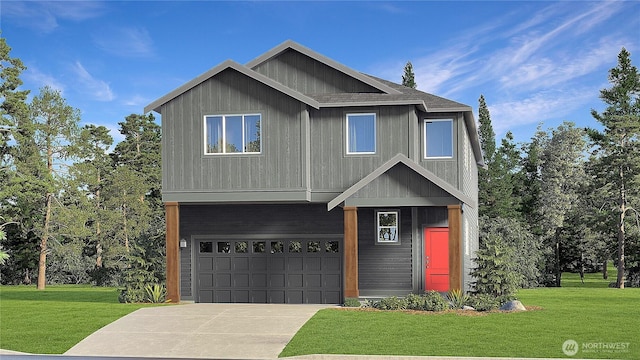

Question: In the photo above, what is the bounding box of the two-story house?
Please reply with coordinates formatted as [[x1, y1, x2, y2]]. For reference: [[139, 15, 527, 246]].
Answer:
[[144, 41, 483, 304]]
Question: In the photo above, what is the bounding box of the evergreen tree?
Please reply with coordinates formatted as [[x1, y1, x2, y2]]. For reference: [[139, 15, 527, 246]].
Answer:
[[587, 48, 640, 288], [27, 86, 81, 289], [402, 61, 417, 89], [538, 122, 587, 286]]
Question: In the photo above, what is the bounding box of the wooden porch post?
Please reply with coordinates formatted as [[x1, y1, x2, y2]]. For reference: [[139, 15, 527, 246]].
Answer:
[[343, 206, 359, 298], [448, 204, 462, 291], [165, 202, 180, 303]]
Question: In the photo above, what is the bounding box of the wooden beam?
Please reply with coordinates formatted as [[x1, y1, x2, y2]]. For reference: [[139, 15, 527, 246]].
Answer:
[[448, 205, 462, 291], [165, 202, 180, 303], [343, 206, 359, 298]]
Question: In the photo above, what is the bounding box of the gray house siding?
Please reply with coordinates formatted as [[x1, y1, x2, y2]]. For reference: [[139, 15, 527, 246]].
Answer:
[[179, 203, 344, 299], [161, 68, 306, 201], [419, 112, 461, 189], [459, 116, 479, 291], [358, 207, 413, 295], [309, 106, 414, 193], [347, 164, 458, 207], [252, 49, 381, 94]]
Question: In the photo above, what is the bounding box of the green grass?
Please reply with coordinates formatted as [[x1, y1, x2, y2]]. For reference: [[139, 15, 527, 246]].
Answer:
[[561, 265, 616, 288], [281, 272, 639, 359], [0, 285, 161, 354]]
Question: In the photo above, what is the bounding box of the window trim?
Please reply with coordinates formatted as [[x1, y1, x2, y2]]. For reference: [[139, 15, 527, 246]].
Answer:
[[345, 112, 377, 155], [375, 209, 400, 245], [203, 113, 262, 155], [423, 118, 454, 159]]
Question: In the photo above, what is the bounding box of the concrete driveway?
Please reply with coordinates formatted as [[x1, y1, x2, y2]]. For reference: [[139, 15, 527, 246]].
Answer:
[[64, 303, 333, 359]]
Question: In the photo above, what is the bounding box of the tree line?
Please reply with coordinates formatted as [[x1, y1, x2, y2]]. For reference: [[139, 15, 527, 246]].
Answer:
[[1, 36, 164, 300], [471, 49, 639, 289]]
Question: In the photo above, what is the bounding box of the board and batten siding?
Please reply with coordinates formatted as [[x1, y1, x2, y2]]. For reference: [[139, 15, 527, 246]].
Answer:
[[161, 68, 305, 198], [252, 49, 380, 94], [459, 116, 479, 292], [178, 203, 344, 299], [419, 112, 461, 189], [358, 207, 413, 295], [309, 106, 413, 192]]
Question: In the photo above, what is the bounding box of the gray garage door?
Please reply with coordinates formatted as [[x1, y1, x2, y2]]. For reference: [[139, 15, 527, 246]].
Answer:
[[196, 237, 342, 303]]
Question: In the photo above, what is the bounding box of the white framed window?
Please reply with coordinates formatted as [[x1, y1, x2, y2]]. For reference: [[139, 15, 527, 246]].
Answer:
[[376, 210, 399, 244], [204, 114, 261, 154], [424, 119, 453, 158], [346, 113, 376, 154]]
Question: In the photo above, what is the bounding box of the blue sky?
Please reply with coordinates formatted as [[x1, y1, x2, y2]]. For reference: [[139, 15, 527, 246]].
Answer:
[[2, 1, 639, 145]]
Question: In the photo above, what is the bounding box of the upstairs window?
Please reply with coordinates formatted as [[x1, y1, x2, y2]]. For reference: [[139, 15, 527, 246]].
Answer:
[[376, 210, 399, 244], [424, 119, 453, 158], [346, 113, 376, 154], [205, 114, 261, 154]]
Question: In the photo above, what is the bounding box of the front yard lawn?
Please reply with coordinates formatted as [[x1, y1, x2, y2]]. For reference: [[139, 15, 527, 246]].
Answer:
[[0, 285, 160, 354], [281, 286, 639, 359]]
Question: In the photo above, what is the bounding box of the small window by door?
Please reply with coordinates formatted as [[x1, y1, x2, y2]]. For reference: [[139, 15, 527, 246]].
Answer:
[[376, 210, 400, 244]]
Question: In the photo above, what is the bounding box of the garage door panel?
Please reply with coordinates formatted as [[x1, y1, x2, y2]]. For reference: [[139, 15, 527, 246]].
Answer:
[[270, 273, 285, 287], [215, 273, 231, 287], [215, 257, 231, 271], [233, 257, 249, 271], [288, 257, 303, 271], [252, 273, 267, 287], [270, 290, 285, 303], [324, 273, 341, 288], [234, 290, 249, 303], [306, 274, 321, 287], [199, 290, 213, 303], [199, 273, 214, 288], [199, 257, 213, 271], [305, 257, 321, 271], [234, 273, 249, 287], [197, 238, 341, 304], [288, 274, 303, 287], [251, 290, 267, 303], [288, 290, 303, 303], [252, 257, 267, 271], [305, 290, 322, 304]]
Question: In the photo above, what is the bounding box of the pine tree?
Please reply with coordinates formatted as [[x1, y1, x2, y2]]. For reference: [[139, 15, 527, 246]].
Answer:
[[587, 48, 640, 288], [402, 61, 417, 89]]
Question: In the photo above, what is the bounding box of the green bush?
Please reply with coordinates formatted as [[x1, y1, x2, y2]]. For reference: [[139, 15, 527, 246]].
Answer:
[[404, 291, 450, 311], [343, 298, 361, 307], [470, 233, 521, 297], [465, 293, 501, 311], [373, 296, 407, 310], [144, 284, 167, 303]]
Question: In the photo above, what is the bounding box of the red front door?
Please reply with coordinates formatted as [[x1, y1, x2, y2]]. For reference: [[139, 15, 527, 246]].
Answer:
[[424, 228, 449, 291]]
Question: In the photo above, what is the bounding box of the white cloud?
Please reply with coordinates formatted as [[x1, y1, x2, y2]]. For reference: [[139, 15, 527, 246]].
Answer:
[[122, 94, 149, 107], [2, 1, 104, 33], [23, 66, 65, 93], [488, 88, 595, 136], [72, 62, 115, 101], [93, 27, 155, 58]]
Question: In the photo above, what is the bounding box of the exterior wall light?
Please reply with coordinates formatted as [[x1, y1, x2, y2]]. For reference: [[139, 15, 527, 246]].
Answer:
[[179, 238, 187, 248]]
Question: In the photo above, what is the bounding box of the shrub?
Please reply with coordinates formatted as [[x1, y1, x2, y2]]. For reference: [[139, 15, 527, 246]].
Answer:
[[447, 289, 469, 309], [405, 291, 449, 311], [145, 284, 167, 303], [373, 296, 407, 310], [470, 233, 521, 297], [343, 298, 361, 307], [465, 293, 500, 311]]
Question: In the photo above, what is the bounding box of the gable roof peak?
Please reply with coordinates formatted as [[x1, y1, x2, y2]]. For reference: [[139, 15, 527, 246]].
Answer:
[[246, 40, 402, 95]]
